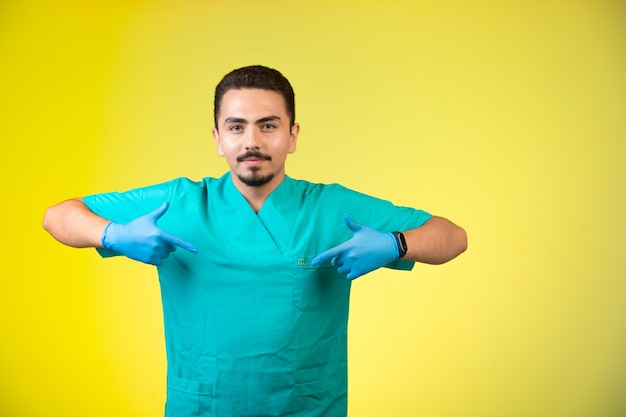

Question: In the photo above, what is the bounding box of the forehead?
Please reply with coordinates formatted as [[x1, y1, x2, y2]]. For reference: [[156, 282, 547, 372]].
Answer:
[[218, 88, 288, 121]]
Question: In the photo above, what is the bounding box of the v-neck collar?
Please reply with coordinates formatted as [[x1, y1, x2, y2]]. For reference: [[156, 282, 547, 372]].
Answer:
[[219, 174, 297, 256]]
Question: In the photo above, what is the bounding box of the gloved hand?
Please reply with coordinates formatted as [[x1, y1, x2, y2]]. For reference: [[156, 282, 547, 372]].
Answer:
[[102, 202, 198, 265], [311, 214, 399, 280]]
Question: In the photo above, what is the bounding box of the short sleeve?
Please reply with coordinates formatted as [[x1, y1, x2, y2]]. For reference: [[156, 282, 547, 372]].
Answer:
[[323, 184, 432, 271], [82, 178, 198, 258]]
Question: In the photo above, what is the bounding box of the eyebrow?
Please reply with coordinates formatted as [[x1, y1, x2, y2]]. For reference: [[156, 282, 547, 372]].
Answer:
[[224, 115, 282, 125], [256, 116, 281, 124]]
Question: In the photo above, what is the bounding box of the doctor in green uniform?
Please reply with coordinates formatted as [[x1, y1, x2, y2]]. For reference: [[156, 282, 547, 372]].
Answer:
[[43, 65, 467, 417]]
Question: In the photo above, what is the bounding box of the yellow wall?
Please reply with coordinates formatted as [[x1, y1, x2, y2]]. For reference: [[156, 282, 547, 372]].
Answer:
[[1, 0, 625, 416]]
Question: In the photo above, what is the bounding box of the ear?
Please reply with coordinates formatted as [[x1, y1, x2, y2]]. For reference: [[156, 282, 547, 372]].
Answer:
[[212, 127, 225, 157], [288, 123, 300, 154]]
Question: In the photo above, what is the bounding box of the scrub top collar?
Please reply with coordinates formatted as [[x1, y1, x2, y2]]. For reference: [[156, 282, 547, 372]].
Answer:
[[222, 173, 298, 256]]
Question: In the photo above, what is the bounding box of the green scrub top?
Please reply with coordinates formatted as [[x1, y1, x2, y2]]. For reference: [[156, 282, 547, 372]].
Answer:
[[83, 173, 432, 417]]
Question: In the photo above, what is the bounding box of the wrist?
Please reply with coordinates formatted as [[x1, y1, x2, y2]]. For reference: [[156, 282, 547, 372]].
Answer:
[[101, 221, 115, 249]]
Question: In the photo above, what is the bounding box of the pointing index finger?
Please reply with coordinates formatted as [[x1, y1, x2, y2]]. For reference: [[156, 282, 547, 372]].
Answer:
[[162, 232, 198, 254], [311, 242, 347, 266]]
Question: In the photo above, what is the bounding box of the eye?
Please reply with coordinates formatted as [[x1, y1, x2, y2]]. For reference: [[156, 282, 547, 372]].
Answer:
[[228, 125, 243, 132], [262, 123, 276, 130]]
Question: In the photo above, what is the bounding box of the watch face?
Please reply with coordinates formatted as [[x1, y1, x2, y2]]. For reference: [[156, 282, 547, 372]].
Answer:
[[394, 232, 408, 258], [399, 234, 407, 251]]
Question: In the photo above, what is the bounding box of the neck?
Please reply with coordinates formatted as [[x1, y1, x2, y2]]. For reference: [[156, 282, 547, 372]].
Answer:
[[230, 171, 285, 213]]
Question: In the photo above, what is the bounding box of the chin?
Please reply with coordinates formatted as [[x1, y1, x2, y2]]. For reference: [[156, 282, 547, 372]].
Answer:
[[238, 172, 274, 187]]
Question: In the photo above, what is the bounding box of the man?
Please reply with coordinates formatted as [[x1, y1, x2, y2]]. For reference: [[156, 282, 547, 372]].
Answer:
[[43, 65, 467, 417]]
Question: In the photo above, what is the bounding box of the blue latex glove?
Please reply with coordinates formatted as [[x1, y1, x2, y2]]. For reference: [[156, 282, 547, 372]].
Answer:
[[311, 214, 399, 280], [102, 202, 198, 265]]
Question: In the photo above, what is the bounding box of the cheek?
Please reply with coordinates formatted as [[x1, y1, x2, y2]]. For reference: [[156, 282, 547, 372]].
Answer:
[[217, 139, 239, 158]]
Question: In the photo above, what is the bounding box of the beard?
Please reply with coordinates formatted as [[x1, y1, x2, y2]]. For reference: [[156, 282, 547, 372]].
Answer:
[[236, 150, 274, 187], [237, 168, 274, 187]]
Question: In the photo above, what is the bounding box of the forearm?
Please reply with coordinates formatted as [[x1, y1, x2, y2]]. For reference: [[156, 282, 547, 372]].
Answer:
[[402, 216, 467, 264], [43, 198, 109, 248]]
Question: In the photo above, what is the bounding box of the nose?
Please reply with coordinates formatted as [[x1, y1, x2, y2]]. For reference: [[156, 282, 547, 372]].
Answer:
[[244, 127, 262, 150]]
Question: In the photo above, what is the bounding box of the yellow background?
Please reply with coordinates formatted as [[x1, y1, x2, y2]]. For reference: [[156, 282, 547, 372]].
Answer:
[[1, 0, 625, 416]]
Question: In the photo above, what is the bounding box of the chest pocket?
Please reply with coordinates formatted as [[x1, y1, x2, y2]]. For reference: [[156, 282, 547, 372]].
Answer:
[[292, 256, 350, 312]]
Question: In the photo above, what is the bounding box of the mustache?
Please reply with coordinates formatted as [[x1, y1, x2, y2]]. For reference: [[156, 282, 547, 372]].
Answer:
[[236, 150, 272, 162]]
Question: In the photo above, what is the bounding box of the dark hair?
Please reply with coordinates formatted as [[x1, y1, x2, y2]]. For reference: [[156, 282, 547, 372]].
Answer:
[[214, 65, 296, 128]]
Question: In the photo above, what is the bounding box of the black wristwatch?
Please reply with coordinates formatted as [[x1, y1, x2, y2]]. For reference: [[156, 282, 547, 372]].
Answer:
[[391, 231, 408, 259]]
